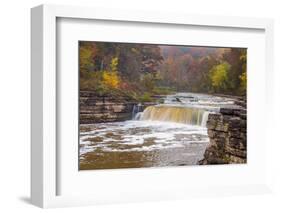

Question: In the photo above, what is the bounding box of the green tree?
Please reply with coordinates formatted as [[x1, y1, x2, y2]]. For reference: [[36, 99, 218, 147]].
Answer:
[[239, 49, 247, 95], [222, 49, 246, 92], [239, 71, 247, 94], [110, 57, 118, 72], [79, 42, 98, 75], [209, 62, 231, 92], [141, 73, 155, 91]]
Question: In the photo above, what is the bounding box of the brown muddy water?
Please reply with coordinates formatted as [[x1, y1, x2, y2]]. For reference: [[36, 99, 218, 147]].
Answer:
[[79, 121, 209, 170], [79, 93, 237, 170]]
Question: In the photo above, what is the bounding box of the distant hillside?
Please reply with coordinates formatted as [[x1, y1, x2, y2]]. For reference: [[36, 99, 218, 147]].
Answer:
[[160, 45, 229, 59]]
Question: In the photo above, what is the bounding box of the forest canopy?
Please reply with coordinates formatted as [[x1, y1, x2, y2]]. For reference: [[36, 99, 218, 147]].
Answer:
[[79, 41, 247, 102]]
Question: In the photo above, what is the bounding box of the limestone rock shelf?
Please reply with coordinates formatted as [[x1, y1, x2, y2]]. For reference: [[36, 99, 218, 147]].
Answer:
[[199, 101, 247, 165], [80, 91, 156, 124]]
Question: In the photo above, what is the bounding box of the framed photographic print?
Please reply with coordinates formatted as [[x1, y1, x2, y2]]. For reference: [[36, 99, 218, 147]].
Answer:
[[31, 4, 274, 208]]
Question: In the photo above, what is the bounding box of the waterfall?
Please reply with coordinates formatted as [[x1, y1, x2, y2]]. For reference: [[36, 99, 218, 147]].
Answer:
[[201, 111, 210, 127], [139, 105, 209, 127], [134, 112, 143, 120], [132, 103, 143, 120]]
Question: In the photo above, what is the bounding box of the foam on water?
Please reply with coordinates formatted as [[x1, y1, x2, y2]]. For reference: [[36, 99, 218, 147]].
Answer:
[[79, 93, 243, 169], [80, 120, 209, 155], [80, 93, 238, 156]]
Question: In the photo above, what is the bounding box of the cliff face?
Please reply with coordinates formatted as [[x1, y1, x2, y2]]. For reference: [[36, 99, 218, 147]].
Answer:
[[80, 91, 137, 124], [80, 91, 156, 124], [200, 106, 247, 164]]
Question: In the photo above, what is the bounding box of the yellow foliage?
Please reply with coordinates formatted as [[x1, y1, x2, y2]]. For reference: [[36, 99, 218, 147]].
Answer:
[[102, 71, 120, 89], [209, 62, 230, 91], [110, 57, 118, 72], [80, 46, 91, 62], [101, 57, 120, 89], [79, 46, 94, 69]]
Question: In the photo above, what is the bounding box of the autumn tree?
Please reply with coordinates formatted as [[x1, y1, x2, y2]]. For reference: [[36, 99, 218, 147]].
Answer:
[[102, 57, 120, 89], [239, 49, 247, 95], [79, 41, 246, 98], [209, 62, 231, 92]]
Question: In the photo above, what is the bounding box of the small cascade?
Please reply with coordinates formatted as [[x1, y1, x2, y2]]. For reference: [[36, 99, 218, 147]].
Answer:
[[134, 112, 143, 120], [132, 103, 143, 120], [200, 111, 210, 127], [139, 105, 209, 127]]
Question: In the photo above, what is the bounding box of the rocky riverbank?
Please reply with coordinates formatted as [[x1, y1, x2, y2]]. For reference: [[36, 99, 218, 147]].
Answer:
[[80, 91, 247, 164], [80, 91, 156, 124], [199, 100, 247, 164]]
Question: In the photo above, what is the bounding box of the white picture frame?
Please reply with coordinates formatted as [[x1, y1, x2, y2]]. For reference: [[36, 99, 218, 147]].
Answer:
[[31, 4, 274, 208]]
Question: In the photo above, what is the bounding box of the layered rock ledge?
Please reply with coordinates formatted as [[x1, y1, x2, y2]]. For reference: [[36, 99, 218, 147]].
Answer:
[[199, 102, 247, 165], [80, 91, 137, 124], [80, 91, 157, 124]]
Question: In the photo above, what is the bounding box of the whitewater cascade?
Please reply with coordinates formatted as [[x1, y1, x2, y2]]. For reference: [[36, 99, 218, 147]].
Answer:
[[132, 103, 143, 120], [139, 105, 210, 127]]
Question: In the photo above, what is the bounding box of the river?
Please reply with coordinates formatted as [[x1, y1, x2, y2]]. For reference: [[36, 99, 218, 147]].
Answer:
[[79, 93, 237, 170]]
